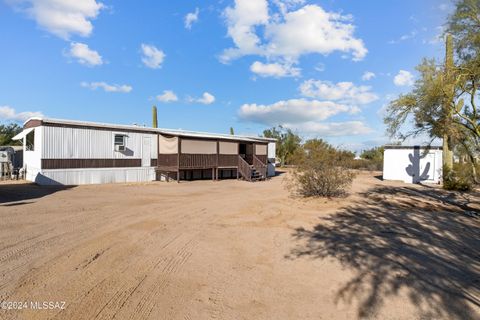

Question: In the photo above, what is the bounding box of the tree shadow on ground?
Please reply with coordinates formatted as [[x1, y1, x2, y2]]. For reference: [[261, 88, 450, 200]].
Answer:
[[0, 183, 73, 205], [286, 186, 480, 319]]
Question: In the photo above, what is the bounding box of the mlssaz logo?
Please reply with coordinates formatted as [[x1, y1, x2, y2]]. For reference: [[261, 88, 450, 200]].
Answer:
[[30, 301, 66, 310]]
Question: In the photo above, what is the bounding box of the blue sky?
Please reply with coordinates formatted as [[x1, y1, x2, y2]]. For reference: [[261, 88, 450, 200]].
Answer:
[[0, 0, 452, 152]]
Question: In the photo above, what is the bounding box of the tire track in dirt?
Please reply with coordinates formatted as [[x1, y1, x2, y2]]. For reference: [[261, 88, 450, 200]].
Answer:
[[1, 189, 234, 320], [51, 221, 197, 320], [73, 235, 197, 320], [128, 237, 198, 320]]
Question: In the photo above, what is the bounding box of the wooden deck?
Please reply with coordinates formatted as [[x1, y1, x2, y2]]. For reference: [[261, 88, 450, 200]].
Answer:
[[156, 154, 267, 182]]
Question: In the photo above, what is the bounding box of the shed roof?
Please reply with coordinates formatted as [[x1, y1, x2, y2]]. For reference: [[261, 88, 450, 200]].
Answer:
[[383, 145, 442, 150], [23, 117, 276, 143]]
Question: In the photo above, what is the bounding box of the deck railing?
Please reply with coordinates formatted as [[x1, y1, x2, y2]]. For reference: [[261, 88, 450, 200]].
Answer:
[[218, 154, 238, 167], [179, 154, 217, 168], [253, 155, 267, 179], [238, 155, 252, 182]]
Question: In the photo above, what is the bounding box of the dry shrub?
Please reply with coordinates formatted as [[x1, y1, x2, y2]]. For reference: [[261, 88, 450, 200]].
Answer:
[[346, 159, 383, 171], [288, 166, 356, 197], [287, 139, 356, 197]]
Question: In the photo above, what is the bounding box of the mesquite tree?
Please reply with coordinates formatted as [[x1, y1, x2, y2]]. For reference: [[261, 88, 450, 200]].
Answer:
[[385, 0, 480, 184]]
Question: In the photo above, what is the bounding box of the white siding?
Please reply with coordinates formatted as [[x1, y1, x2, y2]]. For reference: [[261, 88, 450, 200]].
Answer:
[[383, 148, 443, 184], [24, 126, 42, 178], [36, 168, 156, 185], [267, 142, 276, 160], [41, 126, 157, 159]]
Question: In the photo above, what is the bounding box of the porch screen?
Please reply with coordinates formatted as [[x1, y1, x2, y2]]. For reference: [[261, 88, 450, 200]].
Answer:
[[255, 144, 267, 155], [219, 142, 238, 154], [159, 135, 178, 154], [181, 139, 217, 154]]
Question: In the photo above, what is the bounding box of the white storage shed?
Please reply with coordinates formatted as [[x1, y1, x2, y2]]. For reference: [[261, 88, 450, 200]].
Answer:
[[383, 146, 443, 184]]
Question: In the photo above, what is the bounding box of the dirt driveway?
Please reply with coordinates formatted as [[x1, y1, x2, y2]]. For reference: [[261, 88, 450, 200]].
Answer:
[[0, 172, 479, 319]]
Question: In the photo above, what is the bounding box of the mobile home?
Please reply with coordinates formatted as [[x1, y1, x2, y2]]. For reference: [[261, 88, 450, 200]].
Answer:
[[13, 118, 276, 185], [383, 145, 443, 184]]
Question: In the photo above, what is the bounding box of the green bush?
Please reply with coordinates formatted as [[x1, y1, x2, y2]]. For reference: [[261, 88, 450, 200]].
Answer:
[[443, 164, 473, 191]]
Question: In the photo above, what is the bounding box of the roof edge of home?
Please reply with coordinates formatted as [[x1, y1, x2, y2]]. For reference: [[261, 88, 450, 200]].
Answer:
[[23, 117, 276, 143]]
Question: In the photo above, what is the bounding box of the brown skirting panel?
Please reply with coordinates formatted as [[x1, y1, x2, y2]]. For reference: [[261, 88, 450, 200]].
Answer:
[[156, 166, 178, 172], [158, 154, 178, 167], [150, 159, 158, 167], [42, 158, 142, 169]]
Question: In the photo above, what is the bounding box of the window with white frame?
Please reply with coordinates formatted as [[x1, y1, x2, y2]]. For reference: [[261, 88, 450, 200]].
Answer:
[[114, 134, 126, 151]]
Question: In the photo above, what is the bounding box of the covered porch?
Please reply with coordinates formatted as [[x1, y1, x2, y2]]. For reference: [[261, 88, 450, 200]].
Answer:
[[155, 134, 268, 182]]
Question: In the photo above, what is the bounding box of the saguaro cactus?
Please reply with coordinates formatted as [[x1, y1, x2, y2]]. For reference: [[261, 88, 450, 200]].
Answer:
[[443, 34, 454, 172], [152, 106, 158, 128]]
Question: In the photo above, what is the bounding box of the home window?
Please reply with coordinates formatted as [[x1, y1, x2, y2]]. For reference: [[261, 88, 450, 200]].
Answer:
[[114, 134, 126, 151], [26, 130, 35, 151]]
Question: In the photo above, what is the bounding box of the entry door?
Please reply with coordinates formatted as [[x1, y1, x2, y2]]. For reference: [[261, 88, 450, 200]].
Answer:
[[142, 137, 151, 167], [420, 152, 435, 181]]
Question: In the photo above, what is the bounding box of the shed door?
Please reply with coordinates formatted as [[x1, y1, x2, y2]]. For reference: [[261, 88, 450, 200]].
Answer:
[[142, 137, 151, 167], [420, 152, 435, 181]]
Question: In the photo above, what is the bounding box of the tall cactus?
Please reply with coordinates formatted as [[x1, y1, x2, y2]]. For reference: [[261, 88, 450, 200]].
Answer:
[[443, 34, 454, 172], [152, 105, 158, 128]]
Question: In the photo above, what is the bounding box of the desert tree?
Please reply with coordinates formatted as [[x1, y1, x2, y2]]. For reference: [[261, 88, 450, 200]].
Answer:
[[0, 123, 22, 146], [385, 35, 458, 173], [385, 31, 480, 183], [263, 126, 301, 165]]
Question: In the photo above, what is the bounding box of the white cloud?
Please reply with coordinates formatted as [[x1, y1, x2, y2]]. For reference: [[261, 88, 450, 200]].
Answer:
[[221, 0, 269, 62], [156, 90, 178, 103], [81, 81, 132, 93], [6, 0, 104, 40], [196, 92, 216, 105], [265, 5, 367, 61], [284, 121, 373, 136], [141, 44, 165, 69], [299, 79, 379, 105], [348, 105, 361, 114], [250, 61, 300, 78], [221, 1, 367, 63], [185, 7, 199, 29], [389, 30, 417, 44], [272, 0, 306, 16], [67, 42, 102, 66], [239, 98, 349, 125], [0, 105, 43, 122], [361, 71, 375, 81], [393, 70, 414, 86], [238, 97, 373, 137]]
